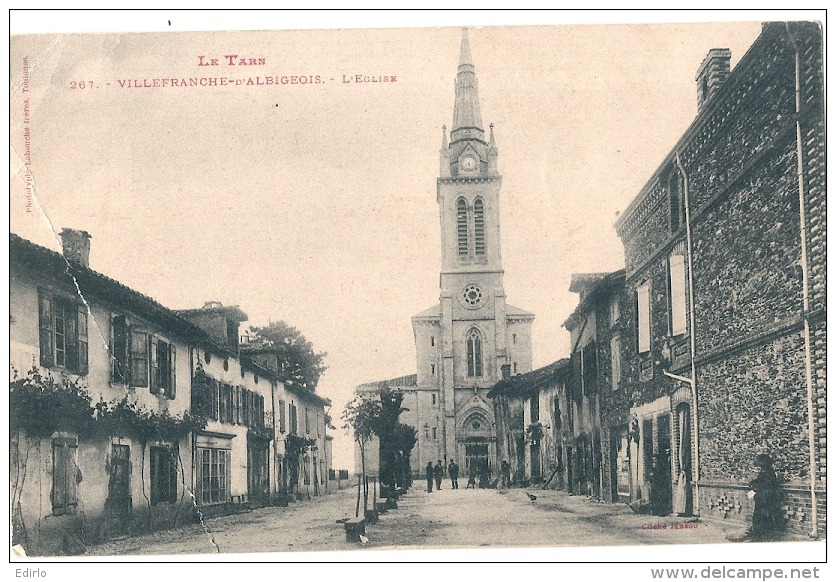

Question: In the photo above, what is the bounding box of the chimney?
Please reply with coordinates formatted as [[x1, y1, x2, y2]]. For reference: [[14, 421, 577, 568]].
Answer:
[[696, 48, 731, 112], [501, 363, 511, 380], [59, 228, 92, 267]]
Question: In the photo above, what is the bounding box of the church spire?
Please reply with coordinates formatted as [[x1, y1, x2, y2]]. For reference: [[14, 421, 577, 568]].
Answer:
[[451, 28, 485, 144]]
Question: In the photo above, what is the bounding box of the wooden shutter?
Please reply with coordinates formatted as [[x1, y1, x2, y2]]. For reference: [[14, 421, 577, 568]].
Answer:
[[63, 301, 79, 372], [669, 254, 687, 336], [111, 315, 128, 383], [52, 438, 78, 515], [169, 448, 178, 502], [149, 336, 159, 394], [38, 293, 54, 368], [637, 284, 651, 353], [129, 329, 149, 387], [279, 400, 286, 433], [77, 307, 88, 375], [168, 344, 177, 399], [211, 379, 220, 421]]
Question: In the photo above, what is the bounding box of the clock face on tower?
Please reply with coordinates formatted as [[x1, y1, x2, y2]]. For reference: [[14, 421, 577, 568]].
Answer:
[[460, 155, 477, 173]]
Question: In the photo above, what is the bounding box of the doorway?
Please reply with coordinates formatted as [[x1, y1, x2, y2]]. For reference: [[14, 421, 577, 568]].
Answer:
[[464, 439, 489, 476], [104, 443, 132, 538]]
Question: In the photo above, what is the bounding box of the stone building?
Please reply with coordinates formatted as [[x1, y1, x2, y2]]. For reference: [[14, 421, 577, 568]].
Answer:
[[356, 29, 534, 478], [562, 270, 628, 502], [613, 22, 824, 535], [488, 359, 570, 486]]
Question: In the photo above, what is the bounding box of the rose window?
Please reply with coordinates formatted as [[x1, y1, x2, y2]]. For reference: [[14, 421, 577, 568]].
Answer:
[[463, 285, 482, 306]]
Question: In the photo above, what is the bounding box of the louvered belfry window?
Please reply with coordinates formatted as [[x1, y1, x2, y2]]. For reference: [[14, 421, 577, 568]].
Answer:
[[474, 198, 485, 256], [457, 198, 469, 257]]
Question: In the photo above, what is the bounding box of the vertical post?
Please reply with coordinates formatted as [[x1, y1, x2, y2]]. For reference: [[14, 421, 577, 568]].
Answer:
[[355, 472, 361, 518]]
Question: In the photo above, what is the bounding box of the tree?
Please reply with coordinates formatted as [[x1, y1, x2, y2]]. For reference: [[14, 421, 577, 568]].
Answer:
[[342, 394, 381, 517], [371, 386, 409, 493], [248, 321, 327, 391]]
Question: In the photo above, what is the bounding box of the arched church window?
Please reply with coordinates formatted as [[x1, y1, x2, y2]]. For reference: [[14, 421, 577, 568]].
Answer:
[[456, 198, 469, 257], [474, 198, 485, 256], [466, 328, 483, 377]]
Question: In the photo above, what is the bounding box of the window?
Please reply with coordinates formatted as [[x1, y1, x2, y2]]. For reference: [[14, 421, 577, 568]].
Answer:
[[582, 341, 598, 394], [668, 254, 687, 336], [513, 362, 518, 374], [51, 436, 78, 515], [39, 292, 88, 374], [466, 328, 483, 377], [611, 334, 621, 391], [289, 403, 298, 435], [198, 448, 229, 504], [432, 427, 437, 440], [150, 337, 176, 398], [219, 383, 234, 424], [636, 283, 651, 353], [431, 393, 437, 406], [430, 336, 435, 347], [456, 198, 469, 257], [529, 395, 539, 423], [111, 314, 128, 382], [430, 363, 436, 375], [305, 407, 310, 434], [130, 330, 149, 387], [609, 296, 620, 326], [279, 400, 287, 433], [669, 172, 684, 231], [512, 333, 517, 345], [150, 446, 178, 505], [474, 198, 485, 256]]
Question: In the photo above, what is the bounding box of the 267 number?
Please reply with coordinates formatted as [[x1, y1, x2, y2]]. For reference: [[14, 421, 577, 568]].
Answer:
[[69, 81, 94, 89]]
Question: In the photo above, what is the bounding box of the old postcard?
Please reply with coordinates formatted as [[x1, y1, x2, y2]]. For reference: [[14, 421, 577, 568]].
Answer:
[[8, 11, 826, 570]]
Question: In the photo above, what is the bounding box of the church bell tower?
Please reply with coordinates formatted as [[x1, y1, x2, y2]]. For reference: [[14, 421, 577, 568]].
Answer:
[[412, 28, 533, 475]]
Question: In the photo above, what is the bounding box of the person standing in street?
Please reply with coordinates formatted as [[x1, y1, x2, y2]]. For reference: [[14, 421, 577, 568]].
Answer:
[[434, 460, 444, 490], [426, 461, 434, 493], [448, 460, 459, 490], [501, 459, 511, 489]]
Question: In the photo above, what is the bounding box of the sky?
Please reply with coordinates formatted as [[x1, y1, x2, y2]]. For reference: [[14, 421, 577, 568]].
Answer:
[[9, 12, 773, 472]]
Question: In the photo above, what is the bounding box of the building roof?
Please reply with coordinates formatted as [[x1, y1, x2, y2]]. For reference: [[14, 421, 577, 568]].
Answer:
[[356, 373, 418, 392], [505, 303, 535, 319], [10, 233, 231, 354], [487, 358, 571, 399], [412, 304, 441, 320], [563, 269, 626, 330], [176, 303, 248, 323]]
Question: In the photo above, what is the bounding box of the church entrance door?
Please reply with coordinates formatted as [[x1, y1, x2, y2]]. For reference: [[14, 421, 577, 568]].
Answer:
[[464, 439, 489, 476]]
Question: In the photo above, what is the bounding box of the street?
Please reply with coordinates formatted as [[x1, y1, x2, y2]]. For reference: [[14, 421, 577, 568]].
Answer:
[[87, 484, 749, 556]]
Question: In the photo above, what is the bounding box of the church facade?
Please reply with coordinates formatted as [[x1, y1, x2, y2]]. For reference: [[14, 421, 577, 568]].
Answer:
[[356, 30, 534, 479]]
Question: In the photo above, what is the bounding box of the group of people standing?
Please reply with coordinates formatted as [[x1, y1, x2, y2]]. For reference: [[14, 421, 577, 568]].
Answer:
[[426, 460, 459, 492], [426, 459, 508, 491]]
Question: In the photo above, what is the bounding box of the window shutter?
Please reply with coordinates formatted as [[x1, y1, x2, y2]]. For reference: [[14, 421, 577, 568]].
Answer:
[[63, 302, 79, 372], [129, 329, 149, 387], [169, 448, 178, 502], [39, 293, 54, 368], [168, 344, 177, 399], [77, 307, 88, 375], [149, 336, 160, 394], [610, 334, 621, 391], [111, 315, 128, 383], [211, 379, 220, 421], [52, 442, 67, 514], [669, 255, 687, 336], [279, 400, 286, 433], [637, 284, 651, 353]]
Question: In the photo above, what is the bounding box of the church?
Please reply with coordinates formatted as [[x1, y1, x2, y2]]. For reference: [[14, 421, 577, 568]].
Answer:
[[356, 29, 534, 478]]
